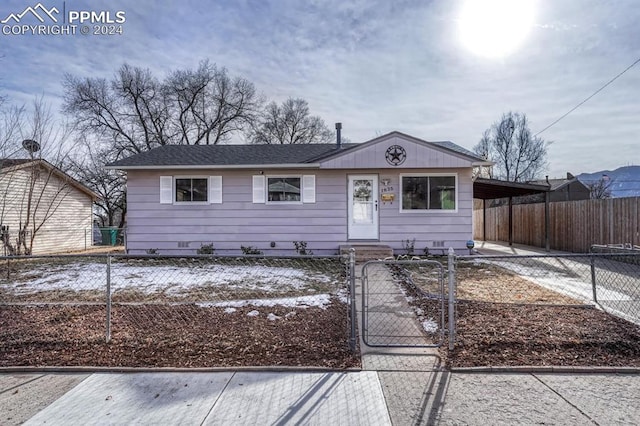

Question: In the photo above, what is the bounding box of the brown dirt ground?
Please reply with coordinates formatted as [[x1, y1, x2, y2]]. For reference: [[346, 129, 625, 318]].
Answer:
[[397, 265, 640, 368], [0, 301, 359, 369], [444, 301, 640, 367], [3, 259, 638, 369]]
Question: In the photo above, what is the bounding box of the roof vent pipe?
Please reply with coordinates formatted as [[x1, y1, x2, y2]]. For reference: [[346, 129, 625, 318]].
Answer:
[[335, 123, 342, 149]]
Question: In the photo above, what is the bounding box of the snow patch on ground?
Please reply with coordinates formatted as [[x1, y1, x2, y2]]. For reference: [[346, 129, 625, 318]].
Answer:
[[5, 261, 338, 296], [197, 294, 332, 309], [246, 310, 259, 317], [422, 319, 439, 333], [336, 288, 349, 304], [484, 260, 632, 303], [224, 307, 236, 314]]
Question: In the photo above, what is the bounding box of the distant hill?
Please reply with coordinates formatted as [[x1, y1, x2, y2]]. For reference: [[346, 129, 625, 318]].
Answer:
[[577, 165, 640, 198]]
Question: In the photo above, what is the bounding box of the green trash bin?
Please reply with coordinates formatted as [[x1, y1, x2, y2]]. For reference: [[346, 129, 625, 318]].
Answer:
[[100, 227, 118, 246]]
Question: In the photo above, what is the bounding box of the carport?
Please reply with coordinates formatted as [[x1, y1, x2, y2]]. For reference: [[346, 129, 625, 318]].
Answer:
[[473, 177, 551, 251]]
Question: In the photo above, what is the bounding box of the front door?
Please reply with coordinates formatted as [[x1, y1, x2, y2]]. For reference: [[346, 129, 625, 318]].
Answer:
[[348, 175, 379, 240]]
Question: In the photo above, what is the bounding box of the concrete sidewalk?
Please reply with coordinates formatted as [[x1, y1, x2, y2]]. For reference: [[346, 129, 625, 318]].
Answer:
[[2, 370, 639, 425]]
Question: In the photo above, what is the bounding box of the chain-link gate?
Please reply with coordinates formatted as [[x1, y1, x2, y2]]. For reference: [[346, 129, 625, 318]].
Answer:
[[361, 259, 446, 347]]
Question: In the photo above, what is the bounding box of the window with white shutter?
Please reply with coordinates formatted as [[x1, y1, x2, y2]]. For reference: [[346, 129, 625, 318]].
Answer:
[[161, 176, 222, 204], [255, 174, 316, 204]]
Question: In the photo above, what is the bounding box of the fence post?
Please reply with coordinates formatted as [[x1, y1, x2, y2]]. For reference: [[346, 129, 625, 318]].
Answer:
[[447, 247, 456, 351], [106, 255, 112, 343], [348, 248, 357, 352], [590, 256, 598, 304]]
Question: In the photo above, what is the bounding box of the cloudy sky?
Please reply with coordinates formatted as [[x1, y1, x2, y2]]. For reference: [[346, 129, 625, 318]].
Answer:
[[1, 0, 639, 177]]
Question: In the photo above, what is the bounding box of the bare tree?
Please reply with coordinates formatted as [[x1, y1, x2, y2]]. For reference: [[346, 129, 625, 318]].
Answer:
[[248, 98, 333, 144], [472, 129, 492, 179], [0, 98, 76, 255], [63, 61, 260, 158], [0, 105, 23, 157], [473, 112, 549, 182], [164, 60, 261, 145], [587, 175, 614, 199], [68, 142, 126, 227], [63, 65, 170, 157]]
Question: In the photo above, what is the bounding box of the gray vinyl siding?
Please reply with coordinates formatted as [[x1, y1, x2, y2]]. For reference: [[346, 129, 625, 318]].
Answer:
[[319, 134, 474, 169], [125, 167, 474, 255]]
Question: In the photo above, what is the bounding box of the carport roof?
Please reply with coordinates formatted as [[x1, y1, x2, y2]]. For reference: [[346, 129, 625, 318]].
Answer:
[[473, 177, 550, 200]]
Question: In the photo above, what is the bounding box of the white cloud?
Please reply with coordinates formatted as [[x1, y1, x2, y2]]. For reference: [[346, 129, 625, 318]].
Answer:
[[1, 0, 639, 175]]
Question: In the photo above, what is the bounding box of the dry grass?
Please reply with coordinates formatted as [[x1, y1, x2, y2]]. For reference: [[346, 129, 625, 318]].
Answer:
[[400, 261, 582, 304], [455, 262, 582, 304]]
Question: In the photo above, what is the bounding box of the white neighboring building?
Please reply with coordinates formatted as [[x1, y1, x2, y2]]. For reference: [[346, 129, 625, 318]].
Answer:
[[0, 159, 98, 255]]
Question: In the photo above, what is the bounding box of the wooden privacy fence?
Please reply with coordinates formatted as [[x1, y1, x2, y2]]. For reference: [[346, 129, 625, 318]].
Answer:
[[474, 197, 640, 253]]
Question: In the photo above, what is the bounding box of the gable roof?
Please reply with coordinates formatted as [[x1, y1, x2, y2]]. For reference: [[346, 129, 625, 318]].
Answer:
[[529, 177, 589, 192], [0, 159, 100, 200], [106, 131, 488, 170], [311, 131, 488, 166]]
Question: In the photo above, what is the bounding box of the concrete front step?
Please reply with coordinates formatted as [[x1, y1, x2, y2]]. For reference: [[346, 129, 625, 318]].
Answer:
[[339, 244, 394, 261]]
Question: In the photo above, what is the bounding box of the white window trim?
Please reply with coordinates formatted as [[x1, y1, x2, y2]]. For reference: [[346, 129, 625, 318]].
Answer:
[[265, 175, 304, 205], [399, 173, 458, 213], [174, 175, 211, 205]]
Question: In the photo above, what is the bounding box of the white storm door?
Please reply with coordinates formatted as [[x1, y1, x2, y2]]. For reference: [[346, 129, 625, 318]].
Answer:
[[348, 175, 379, 240]]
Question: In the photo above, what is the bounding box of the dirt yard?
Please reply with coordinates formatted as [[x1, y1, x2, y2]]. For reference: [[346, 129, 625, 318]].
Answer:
[[444, 301, 640, 367], [0, 301, 359, 368], [398, 262, 640, 368], [3, 256, 639, 369]]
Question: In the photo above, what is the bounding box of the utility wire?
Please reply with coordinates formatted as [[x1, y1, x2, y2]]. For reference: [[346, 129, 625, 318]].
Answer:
[[535, 56, 640, 136]]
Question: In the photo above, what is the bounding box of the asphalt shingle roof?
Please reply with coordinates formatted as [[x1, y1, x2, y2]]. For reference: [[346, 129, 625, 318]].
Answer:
[[108, 144, 360, 168], [0, 159, 34, 168], [107, 133, 486, 168], [431, 141, 482, 160]]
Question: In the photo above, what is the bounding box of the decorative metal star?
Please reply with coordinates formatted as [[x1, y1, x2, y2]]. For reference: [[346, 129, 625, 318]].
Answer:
[[385, 145, 406, 166]]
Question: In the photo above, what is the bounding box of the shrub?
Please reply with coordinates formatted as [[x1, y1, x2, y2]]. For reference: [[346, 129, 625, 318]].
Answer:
[[402, 238, 416, 256], [241, 245, 263, 255], [293, 241, 313, 256], [197, 243, 215, 255]]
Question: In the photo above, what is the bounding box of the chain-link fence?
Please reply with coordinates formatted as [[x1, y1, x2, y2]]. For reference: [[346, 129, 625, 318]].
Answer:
[[0, 253, 357, 368], [455, 253, 640, 319], [446, 251, 640, 367], [3, 249, 638, 367], [0, 227, 126, 256], [361, 259, 446, 347]]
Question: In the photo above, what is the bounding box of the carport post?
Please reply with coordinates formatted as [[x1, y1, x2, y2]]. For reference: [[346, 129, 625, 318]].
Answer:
[[447, 248, 456, 351], [545, 192, 550, 252], [508, 196, 513, 246], [106, 255, 112, 343], [482, 199, 487, 241]]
